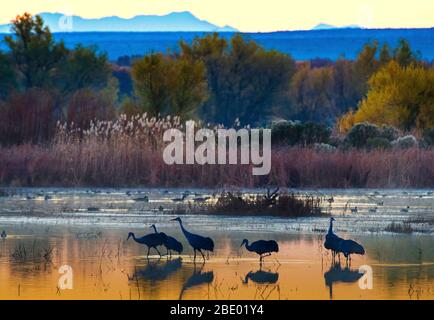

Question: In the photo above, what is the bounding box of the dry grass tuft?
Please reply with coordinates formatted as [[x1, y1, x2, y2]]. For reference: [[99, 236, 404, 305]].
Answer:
[[385, 221, 413, 234], [198, 189, 325, 217]]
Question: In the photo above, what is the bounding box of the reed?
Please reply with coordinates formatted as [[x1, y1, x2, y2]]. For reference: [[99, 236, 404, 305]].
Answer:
[[0, 114, 433, 188]]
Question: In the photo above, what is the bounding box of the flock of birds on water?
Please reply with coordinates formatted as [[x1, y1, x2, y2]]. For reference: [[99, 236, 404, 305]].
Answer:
[[3, 188, 430, 262], [127, 216, 363, 265]]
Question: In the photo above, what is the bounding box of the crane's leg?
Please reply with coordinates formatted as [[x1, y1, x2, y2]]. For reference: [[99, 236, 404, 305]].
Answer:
[[199, 249, 206, 262], [146, 247, 150, 259], [155, 247, 162, 258], [193, 249, 197, 262]]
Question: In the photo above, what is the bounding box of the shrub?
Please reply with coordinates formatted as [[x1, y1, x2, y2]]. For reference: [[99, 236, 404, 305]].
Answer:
[[392, 135, 418, 149], [66, 88, 116, 129], [385, 221, 413, 234], [345, 122, 381, 148], [0, 89, 57, 146], [422, 128, 434, 146], [271, 120, 330, 146], [203, 190, 325, 217], [366, 137, 392, 150], [380, 125, 400, 141], [313, 143, 336, 152]]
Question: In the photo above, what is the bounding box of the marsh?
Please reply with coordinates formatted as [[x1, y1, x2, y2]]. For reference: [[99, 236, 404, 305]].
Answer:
[[0, 188, 433, 300]]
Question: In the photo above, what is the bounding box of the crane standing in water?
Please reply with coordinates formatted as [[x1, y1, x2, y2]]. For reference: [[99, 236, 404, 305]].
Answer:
[[240, 239, 279, 263], [339, 239, 365, 265], [127, 231, 167, 258], [324, 217, 344, 260], [150, 224, 183, 257], [324, 217, 365, 265], [171, 217, 214, 262]]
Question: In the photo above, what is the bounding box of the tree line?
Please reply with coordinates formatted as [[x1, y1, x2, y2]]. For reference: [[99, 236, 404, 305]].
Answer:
[[0, 13, 433, 146]]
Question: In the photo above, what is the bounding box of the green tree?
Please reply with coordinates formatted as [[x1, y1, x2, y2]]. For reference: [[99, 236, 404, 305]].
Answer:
[[0, 51, 17, 98], [131, 53, 207, 119], [290, 64, 335, 123], [332, 58, 360, 115], [57, 45, 111, 93], [132, 53, 173, 116], [169, 56, 207, 118], [379, 43, 392, 65], [353, 41, 379, 97], [181, 34, 295, 126], [394, 39, 417, 67], [5, 13, 68, 89]]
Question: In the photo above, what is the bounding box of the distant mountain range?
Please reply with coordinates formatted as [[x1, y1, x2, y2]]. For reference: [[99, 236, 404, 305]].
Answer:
[[0, 11, 238, 33], [312, 23, 361, 30]]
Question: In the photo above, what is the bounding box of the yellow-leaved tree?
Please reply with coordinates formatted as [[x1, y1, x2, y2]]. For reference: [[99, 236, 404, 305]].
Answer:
[[352, 60, 434, 130]]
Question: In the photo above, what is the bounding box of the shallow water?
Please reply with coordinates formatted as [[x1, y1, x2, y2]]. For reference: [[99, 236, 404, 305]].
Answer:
[[0, 188, 433, 300]]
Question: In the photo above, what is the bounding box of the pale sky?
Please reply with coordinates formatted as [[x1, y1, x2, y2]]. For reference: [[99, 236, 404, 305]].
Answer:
[[1, 0, 433, 32]]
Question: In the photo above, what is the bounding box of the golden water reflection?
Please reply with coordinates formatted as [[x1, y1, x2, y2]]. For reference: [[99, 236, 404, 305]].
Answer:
[[0, 228, 433, 300]]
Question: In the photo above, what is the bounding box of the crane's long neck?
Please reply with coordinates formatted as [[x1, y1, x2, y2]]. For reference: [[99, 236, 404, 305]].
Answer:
[[151, 225, 158, 233], [177, 220, 186, 234], [244, 240, 251, 251], [178, 220, 192, 239], [328, 219, 333, 235], [130, 233, 138, 243]]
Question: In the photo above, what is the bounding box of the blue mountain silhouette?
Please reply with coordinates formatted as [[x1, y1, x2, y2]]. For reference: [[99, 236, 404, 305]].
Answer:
[[0, 11, 238, 32]]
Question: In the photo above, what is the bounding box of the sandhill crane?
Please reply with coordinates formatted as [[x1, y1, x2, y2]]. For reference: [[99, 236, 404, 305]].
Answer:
[[324, 217, 344, 260], [1, 230, 6, 239], [150, 224, 183, 257], [324, 218, 365, 265], [351, 207, 358, 213], [127, 231, 166, 258], [240, 239, 279, 262], [369, 207, 377, 213], [339, 239, 365, 265], [172, 194, 187, 202], [134, 196, 149, 202], [193, 196, 210, 203], [401, 206, 410, 213], [171, 217, 214, 262]]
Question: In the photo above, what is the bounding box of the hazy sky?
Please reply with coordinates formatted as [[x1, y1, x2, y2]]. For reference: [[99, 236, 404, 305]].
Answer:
[[1, 0, 433, 32]]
